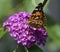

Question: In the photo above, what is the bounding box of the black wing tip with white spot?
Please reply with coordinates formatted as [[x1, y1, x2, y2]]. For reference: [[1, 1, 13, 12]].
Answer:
[[32, 3, 43, 14]]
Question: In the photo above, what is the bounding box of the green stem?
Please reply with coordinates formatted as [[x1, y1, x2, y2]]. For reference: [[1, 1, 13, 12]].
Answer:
[[24, 47, 29, 52], [13, 45, 19, 52]]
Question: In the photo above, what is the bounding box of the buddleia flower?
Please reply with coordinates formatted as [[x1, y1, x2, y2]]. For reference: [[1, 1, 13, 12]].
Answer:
[[3, 2, 48, 48]]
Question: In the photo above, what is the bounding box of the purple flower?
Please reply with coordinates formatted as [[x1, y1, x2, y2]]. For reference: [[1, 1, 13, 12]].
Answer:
[[3, 12, 47, 48]]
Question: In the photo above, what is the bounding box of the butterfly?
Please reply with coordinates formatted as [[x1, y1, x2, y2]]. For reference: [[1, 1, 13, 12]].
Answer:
[[27, 3, 47, 28]]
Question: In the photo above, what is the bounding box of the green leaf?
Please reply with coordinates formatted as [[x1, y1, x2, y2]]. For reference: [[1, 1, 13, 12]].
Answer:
[[23, 0, 44, 13], [27, 45, 43, 52], [0, 28, 7, 39], [23, 0, 35, 13], [47, 25, 60, 47], [32, 0, 36, 6], [0, 0, 11, 17]]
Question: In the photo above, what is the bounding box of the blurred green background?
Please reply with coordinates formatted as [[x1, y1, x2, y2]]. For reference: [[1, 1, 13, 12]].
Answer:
[[0, 0, 60, 52]]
